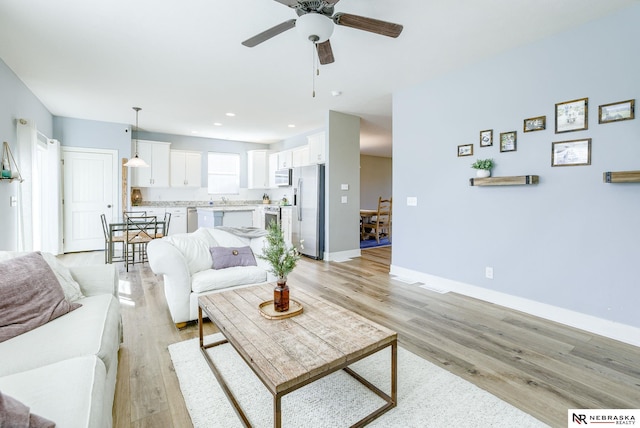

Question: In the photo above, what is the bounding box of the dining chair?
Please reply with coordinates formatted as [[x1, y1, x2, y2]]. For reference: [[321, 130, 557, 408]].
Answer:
[[124, 215, 157, 271], [100, 214, 126, 264], [123, 210, 147, 219], [154, 212, 171, 238], [361, 197, 392, 244]]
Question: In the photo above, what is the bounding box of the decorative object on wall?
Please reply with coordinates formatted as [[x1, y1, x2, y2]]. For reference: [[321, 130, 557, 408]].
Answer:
[[552, 138, 591, 167], [555, 97, 588, 133], [479, 129, 493, 147], [598, 99, 635, 124], [523, 116, 546, 132], [499, 131, 517, 152], [471, 158, 494, 178], [470, 175, 539, 186], [124, 107, 150, 168], [457, 144, 473, 157], [1, 141, 24, 182], [603, 170, 640, 183]]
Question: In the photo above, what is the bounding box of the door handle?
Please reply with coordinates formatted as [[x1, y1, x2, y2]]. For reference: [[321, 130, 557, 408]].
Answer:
[[107, 204, 112, 208]]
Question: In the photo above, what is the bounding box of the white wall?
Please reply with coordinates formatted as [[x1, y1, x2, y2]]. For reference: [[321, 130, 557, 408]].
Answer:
[[392, 5, 640, 334]]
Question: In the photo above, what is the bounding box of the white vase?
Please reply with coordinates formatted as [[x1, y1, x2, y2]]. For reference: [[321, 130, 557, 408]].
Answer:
[[476, 169, 491, 178]]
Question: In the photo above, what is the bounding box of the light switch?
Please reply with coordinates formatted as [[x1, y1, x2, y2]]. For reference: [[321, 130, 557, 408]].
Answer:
[[341, 184, 349, 190], [341, 196, 348, 203], [10, 196, 17, 207], [407, 196, 418, 206]]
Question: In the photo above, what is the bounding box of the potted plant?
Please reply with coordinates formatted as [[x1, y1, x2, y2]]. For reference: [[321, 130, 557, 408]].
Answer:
[[471, 158, 494, 178], [262, 193, 270, 204], [258, 221, 301, 312]]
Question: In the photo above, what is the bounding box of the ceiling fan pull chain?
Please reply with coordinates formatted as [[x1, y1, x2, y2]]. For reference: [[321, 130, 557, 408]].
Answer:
[[312, 41, 316, 97]]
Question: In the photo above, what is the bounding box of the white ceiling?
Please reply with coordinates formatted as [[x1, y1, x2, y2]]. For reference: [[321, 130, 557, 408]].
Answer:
[[0, 0, 634, 157]]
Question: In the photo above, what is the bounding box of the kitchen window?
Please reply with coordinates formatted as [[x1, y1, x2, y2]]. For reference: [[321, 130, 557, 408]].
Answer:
[[207, 152, 239, 194]]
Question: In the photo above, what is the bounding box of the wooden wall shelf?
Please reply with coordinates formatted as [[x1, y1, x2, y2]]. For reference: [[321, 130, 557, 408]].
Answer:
[[603, 171, 640, 183], [470, 175, 539, 186]]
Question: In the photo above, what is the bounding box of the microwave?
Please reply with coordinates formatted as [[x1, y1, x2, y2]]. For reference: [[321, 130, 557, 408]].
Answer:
[[275, 168, 292, 187]]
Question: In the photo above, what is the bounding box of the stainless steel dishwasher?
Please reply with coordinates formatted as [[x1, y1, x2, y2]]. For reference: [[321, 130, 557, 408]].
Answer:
[[187, 207, 198, 233]]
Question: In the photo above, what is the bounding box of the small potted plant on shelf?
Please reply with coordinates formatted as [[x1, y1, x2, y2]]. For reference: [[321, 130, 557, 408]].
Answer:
[[471, 158, 494, 178], [258, 221, 301, 312], [262, 193, 270, 204]]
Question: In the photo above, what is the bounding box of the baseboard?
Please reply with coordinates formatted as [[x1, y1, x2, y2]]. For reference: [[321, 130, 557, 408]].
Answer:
[[390, 265, 640, 348]]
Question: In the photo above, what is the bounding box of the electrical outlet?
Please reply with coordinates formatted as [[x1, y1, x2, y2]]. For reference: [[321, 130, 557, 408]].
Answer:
[[341, 196, 348, 203], [407, 197, 417, 206], [485, 267, 494, 279]]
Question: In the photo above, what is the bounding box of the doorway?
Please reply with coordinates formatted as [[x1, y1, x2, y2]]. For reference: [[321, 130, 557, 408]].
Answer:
[[62, 147, 118, 253]]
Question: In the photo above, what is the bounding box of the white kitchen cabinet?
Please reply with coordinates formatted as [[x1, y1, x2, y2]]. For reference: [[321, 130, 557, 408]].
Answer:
[[166, 207, 187, 235], [253, 205, 265, 229], [247, 150, 271, 189], [280, 206, 292, 246], [277, 150, 292, 169], [292, 146, 309, 167], [170, 150, 201, 188], [268, 153, 278, 188], [131, 140, 171, 187], [307, 132, 326, 164]]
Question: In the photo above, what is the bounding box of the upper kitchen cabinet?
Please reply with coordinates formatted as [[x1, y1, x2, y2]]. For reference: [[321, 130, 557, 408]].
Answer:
[[247, 149, 272, 189], [277, 150, 293, 169], [292, 146, 309, 167], [131, 140, 171, 187], [170, 150, 201, 187], [307, 132, 326, 164]]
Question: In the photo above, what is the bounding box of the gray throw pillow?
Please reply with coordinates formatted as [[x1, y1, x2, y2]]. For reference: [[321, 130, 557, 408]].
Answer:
[[209, 246, 257, 270], [0, 252, 81, 343]]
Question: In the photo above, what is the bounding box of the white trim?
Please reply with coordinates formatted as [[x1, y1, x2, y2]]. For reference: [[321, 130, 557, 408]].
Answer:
[[390, 264, 640, 348]]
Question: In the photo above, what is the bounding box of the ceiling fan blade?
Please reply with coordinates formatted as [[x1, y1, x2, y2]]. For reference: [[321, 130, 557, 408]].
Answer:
[[273, 0, 299, 7], [316, 40, 335, 64], [333, 13, 403, 38], [241, 19, 297, 47]]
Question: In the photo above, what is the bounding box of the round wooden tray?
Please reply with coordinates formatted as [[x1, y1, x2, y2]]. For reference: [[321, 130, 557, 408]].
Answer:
[[259, 299, 303, 320]]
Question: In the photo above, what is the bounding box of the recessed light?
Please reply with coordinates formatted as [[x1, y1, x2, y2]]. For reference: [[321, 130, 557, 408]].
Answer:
[[288, 124, 296, 128], [225, 112, 235, 117], [191, 130, 199, 134], [213, 122, 222, 126]]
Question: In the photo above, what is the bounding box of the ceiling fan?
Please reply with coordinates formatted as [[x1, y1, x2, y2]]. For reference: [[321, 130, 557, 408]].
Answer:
[[242, 0, 403, 65]]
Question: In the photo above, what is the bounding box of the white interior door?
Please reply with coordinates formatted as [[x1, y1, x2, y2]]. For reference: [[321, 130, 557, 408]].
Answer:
[[62, 147, 118, 253]]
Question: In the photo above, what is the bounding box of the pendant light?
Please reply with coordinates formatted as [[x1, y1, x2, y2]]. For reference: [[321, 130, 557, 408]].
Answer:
[[124, 107, 149, 168]]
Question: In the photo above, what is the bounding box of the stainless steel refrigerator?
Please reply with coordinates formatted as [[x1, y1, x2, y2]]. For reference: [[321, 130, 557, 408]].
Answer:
[[292, 164, 325, 260]]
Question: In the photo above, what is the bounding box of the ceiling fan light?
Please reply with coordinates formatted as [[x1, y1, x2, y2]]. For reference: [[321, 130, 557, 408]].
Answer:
[[296, 13, 334, 43]]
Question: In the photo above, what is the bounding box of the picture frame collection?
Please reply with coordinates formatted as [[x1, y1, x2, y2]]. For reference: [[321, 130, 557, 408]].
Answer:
[[457, 97, 635, 168]]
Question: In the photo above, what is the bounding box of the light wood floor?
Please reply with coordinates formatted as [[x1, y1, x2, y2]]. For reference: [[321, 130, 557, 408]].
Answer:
[[60, 247, 640, 428]]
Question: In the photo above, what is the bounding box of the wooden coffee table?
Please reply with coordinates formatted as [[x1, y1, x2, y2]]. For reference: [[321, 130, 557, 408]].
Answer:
[[198, 283, 397, 428]]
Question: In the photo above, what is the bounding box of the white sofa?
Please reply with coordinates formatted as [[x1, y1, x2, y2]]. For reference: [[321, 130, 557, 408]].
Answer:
[[147, 227, 275, 326], [0, 252, 121, 428]]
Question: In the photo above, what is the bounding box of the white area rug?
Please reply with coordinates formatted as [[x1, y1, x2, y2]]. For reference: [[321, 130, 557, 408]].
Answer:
[[169, 334, 548, 428]]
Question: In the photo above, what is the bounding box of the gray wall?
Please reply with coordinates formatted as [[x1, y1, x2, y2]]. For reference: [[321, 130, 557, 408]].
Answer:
[[393, 5, 640, 328], [0, 59, 53, 250], [360, 155, 392, 209], [327, 110, 360, 255]]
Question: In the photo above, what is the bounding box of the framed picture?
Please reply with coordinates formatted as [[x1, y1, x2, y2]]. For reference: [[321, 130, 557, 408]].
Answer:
[[458, 144, 473, 157], [599, 99, 635, 124], [499, 131, 517, 152], [555, 97, 588, 133], [551, 138, 591, 167], [523, 116, 546, 132], [479, 129, 493, 147]]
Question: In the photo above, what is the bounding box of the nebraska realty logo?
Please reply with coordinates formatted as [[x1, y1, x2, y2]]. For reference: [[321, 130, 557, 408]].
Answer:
[[569, 409, 639, 425]]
